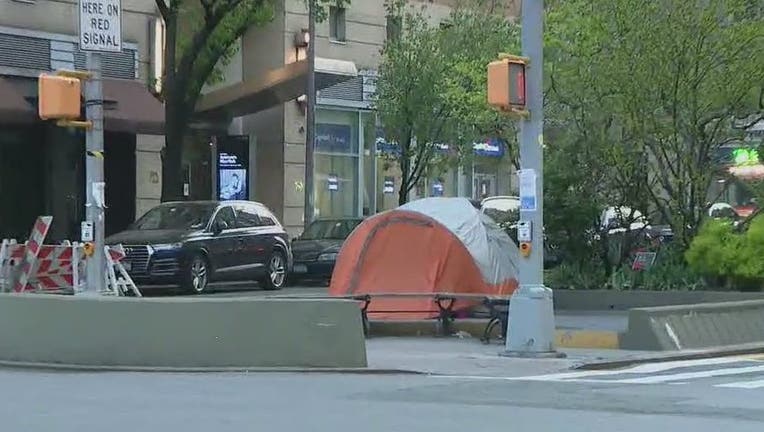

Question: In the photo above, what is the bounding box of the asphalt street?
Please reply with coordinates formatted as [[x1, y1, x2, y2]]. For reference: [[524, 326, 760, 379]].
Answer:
[[1, 355, 763, 431]]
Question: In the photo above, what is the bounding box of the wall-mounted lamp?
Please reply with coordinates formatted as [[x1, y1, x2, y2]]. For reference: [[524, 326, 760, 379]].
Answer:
[[296, 94, 307, 113], [294, 29, 310, 61]]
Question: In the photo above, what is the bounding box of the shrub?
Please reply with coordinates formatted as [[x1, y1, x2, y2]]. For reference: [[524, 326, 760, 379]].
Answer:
[[686, 216, 764, 290]]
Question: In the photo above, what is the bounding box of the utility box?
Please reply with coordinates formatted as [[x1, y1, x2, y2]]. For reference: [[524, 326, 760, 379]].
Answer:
[[487, 56, 527, 111], [38, 74, 81, 120]]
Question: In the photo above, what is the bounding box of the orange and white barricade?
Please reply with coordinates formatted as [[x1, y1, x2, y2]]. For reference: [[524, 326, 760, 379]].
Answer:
[[0, 216, 141, 296], [0, 243, 86, 293]]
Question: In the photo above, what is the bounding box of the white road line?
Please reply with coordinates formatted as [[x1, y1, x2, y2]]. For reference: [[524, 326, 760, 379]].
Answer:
[[601, 365, 764, 384], [431, 357, 757, 383], [715, 379, 764, 389]]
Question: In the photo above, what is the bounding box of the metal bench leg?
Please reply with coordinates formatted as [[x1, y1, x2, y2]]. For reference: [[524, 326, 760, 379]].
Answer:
[[436, 298, 456, 336]]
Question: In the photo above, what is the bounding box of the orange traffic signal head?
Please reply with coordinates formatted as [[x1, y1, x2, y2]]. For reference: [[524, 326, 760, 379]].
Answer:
[[38, 74, 81, 120], [487, 56, 527, 111]]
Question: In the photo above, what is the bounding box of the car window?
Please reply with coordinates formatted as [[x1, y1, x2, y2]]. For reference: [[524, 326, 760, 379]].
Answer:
[[301, 219, 360, 240], [235, 205, 261, 228], [212, 206, 236, 230], [257, 207, 278, 226], [132, 203, 216, 230]]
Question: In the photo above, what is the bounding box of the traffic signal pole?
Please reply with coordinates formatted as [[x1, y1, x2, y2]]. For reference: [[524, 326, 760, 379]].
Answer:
[[503, 0, 561, 357], [84, 52, 106, 295]]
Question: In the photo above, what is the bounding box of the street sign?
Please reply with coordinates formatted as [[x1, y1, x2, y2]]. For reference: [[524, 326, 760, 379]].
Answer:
[[632, 252, 657, 271], [79, 0, 122, 52], [518, 169, 537, 211]]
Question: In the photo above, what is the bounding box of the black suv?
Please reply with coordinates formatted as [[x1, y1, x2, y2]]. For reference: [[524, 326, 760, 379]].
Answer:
[[106, 201, 292, 294]]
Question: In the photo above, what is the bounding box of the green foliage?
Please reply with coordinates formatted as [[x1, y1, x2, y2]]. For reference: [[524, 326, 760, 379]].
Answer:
[[545, 0, 764, 247], [375, 2, 519, 203], [686, 217, 764, 290]]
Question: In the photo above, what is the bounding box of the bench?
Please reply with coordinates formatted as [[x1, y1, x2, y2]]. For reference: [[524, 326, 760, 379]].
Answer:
[[270, 292, 512, 339], [337, 293, 511, 339]]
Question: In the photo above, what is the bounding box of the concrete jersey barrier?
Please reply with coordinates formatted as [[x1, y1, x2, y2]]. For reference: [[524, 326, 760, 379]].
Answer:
[[0, 294, 367, 369], [621, 300, 764, 351], [553, 290, 764, 311]]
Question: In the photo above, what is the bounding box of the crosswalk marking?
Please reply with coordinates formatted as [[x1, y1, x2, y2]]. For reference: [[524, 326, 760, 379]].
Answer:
[[431, 355, 764, 390], [486, 356, 754, 382], [578, 364, 764, 384], [716, 379, 764, 389]]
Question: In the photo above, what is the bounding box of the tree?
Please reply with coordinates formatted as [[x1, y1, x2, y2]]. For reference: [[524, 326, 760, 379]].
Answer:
[[545, 0, 764, 247], [154, 0, 347, 201], [375, 1, 519, 205]]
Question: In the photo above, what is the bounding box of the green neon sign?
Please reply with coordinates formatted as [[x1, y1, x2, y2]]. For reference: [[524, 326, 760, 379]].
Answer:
[[732, 148, 759, 166]]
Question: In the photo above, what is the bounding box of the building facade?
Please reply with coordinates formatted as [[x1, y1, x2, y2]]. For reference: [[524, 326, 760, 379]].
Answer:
[[0, 0, 164, 241], [201, 0, 520, 235]]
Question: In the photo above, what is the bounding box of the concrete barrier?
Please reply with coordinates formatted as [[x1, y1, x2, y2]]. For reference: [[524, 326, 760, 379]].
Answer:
[[0, 294, 367, 369], [621, 300, 764, 351], [553, 289, 764, 311]]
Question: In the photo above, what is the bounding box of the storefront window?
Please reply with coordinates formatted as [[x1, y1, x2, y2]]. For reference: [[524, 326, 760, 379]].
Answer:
[[314, 109, 359, 218]]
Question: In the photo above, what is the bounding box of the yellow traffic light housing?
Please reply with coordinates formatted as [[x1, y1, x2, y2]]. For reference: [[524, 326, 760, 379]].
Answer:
[[38, 74, 81, 120], [487, 54, 529, 117]]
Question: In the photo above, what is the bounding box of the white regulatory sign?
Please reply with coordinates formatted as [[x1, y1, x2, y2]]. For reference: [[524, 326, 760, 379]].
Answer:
[[79, 0, 122, 52]]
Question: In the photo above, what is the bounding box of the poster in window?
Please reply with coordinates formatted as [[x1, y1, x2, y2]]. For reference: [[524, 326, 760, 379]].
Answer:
[[217, 136, 249, 201], [328, 174, 339, 191]]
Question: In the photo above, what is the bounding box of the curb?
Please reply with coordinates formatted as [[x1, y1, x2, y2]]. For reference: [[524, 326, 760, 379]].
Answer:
[[0, 359, 426, 375], [369, 320, 621, 350], [572, 342, 764, 370]]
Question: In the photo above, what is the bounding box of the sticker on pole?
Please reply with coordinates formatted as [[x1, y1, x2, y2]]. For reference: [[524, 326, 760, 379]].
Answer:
[[518, 169, 537, 211], [79, 0, 122, 52]]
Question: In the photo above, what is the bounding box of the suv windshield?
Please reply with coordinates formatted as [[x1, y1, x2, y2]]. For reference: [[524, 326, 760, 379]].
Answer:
[[301, 219, 361, 240], [133, 203, 216, 230]]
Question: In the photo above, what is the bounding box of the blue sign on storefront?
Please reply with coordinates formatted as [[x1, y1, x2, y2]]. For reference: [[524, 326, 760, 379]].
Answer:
[[375, 134, 506, 158], [316, 124, 352, 153]]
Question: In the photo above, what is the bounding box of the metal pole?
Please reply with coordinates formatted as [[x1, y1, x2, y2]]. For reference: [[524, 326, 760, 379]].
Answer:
[[84, 52, 106, 295], [504, 0, 561, 357], [303, 0, 317, 229]]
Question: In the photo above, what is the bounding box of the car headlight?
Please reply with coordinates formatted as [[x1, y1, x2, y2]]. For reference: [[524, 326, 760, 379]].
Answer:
[[151, 243, 183, 251], [317, 252, 338, 262]]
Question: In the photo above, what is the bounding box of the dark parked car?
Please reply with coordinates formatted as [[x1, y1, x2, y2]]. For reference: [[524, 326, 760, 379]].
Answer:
[[106, 201, 292, 294], [290, 217, 363, 283]]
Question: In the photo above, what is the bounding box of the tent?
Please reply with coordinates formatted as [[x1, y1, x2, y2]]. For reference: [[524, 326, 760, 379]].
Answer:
[[329, 197, 519, 319]]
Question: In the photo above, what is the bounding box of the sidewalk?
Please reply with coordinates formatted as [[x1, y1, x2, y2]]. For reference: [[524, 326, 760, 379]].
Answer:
[[366, 337, 655, 377], [368, 310, 627, 349]]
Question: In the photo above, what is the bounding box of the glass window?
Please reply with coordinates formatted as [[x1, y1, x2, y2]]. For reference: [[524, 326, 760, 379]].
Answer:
[[133, 203, 216, 230], [329, 6, 346, 42], [212, 206, 236, 230], [302, 219, 362, 240], [234, 205, 261, 228], [257, 207, 278, 226], [315, 109, 360, 219]]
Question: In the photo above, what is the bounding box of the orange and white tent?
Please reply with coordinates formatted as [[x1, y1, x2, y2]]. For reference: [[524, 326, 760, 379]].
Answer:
[[329, 197, 519, 319]]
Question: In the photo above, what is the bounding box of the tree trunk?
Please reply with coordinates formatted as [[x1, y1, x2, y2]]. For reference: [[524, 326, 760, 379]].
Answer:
[[161, 103, 186, 202], [398, 154, 411, 205], [160, 13, 184, 202]]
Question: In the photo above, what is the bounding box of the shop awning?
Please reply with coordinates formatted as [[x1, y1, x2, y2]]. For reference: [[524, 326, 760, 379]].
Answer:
[[0, 76, 164, 135], [195, 57, 358, 120], [102, 79, 164, 135], [0, 76, 35, 124]]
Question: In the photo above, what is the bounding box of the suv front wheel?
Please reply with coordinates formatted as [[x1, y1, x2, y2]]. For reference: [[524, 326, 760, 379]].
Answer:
[[182, 254, 209, 294], [261, 250, 287, 291]]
